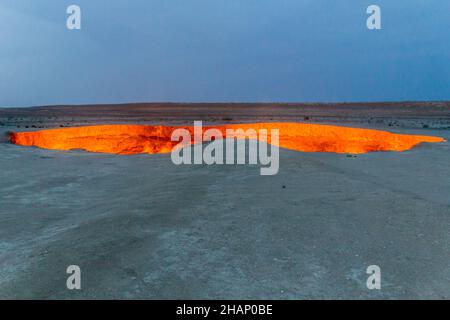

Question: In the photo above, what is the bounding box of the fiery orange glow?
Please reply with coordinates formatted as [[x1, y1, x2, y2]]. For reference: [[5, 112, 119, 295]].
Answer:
[[9, 123, 445, 155]]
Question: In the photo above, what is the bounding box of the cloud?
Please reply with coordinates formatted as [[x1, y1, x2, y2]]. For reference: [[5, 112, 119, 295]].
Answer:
[[0, 0, 449, 106]]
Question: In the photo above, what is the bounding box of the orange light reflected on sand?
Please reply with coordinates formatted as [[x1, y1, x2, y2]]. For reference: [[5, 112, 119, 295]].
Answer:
[[9, 123, 445, 155]]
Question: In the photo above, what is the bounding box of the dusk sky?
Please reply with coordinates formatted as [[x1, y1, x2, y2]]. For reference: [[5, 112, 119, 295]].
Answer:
[[0, 0, 449, 107]]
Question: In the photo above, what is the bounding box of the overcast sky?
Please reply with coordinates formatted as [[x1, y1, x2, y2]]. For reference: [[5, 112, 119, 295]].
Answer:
[[0, 0, 449, 107]]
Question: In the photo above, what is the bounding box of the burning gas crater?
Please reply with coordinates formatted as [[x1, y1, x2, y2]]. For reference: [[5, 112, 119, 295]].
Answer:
[[9, 123, 445, 155]]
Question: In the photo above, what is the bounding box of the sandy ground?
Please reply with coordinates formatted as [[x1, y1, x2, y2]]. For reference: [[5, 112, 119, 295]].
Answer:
[[0, 104, 449, 299], [1, 102, 450, 129]]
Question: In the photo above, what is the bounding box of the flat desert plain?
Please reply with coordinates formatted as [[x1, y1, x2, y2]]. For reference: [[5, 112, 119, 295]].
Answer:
[[0, 102, 449, 299]]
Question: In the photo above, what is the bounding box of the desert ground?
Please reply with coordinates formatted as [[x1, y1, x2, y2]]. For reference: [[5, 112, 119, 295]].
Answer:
[[0, 103, 449, 299]]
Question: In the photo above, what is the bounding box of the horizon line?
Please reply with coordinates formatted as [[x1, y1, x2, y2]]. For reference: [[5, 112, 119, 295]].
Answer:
[[1, 100, 450, 109]]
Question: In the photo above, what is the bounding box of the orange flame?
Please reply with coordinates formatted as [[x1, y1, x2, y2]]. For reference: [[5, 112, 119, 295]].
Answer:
[[9, 123, 445, 155]]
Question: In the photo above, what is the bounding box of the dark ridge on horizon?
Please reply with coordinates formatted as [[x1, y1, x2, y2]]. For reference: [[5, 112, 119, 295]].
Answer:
[[1, 100, 450, 110]]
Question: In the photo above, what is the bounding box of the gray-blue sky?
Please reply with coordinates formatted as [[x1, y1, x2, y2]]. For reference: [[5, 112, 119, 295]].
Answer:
[[0, 0, 449, 107]]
